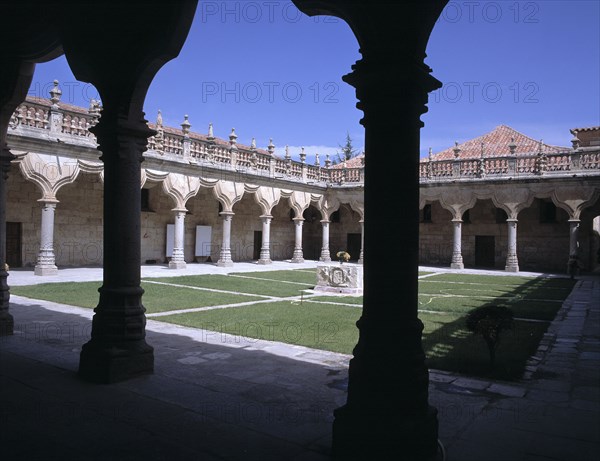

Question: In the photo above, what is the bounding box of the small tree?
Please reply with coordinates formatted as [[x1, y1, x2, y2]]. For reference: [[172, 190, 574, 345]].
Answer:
[[335, 132, 360, 164], [466, 305, 514, 369]]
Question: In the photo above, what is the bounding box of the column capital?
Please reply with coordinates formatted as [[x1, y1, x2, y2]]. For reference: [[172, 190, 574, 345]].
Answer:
[[171, 207, 188, 214], [37, 198, 59, 205], [260, 214, 273, 220], [451, 218, 463, 224], [568, 218, 581, 224], [506, 218, 518, 224], [293, 217, 305, 223], [219, 211, 235, 217], [320, 219, 330, 225]]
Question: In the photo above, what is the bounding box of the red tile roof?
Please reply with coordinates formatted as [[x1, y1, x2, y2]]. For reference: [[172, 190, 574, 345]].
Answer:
[[428, 125, 568, 161], [330, 154, 365, 169]]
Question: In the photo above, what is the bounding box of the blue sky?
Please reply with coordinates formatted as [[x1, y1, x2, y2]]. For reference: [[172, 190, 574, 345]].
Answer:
[[28, 1, 599, 161]]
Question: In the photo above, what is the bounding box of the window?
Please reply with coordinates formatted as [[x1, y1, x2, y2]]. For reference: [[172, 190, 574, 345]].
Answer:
[[421, 204, 432, 223], [141, 188, 152, 212], [540, 200, 557, 223]]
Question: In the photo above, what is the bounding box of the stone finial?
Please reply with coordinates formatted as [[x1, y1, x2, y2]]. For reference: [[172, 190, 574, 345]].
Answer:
[[299, 147, 306, 163], [361, 155, 365, 166], [49, 80, 62, 106], [571, 131, 580, 150], [250, 137, 256, 151], [538, 139, 544, 154], [315, 153, 320, 167], [453, 141, 461, 158], [508, 137, 517, 155], [156, 110, 163, 127], [480, 142, 485, 158], [229, 128, 237, 148], [267, 138, 275, 155], [428, 147, 433, 161], [285, 145, 291, 160], [181, 114, 191, 135], [325, 153, 331, 168], [207, 122, 214, 140]]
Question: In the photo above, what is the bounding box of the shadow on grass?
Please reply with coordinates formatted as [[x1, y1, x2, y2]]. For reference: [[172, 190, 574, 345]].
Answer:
[[421, 275, 576, 381]]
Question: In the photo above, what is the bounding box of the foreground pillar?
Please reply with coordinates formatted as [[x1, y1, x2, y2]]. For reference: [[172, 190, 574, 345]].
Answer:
[[505, 219, 519, 272], [450, 218, 464, 269], [291, 217, 304, 263], [0, 148, 13, 335], [169, 209, 187, 269], [79, 110, 154, 383], [217, 211, 234, 267], [34, 200, 59, 275], [0, 60, 35, 336], [326, 23, 442, 461], [319, 219, 331, 262], [257, 215, 272, 264]]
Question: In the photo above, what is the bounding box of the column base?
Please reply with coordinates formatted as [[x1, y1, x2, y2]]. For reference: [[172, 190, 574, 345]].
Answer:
[[332, 404, 439, 461], [450, 262, 464, 269], [257, 259, 272, 265], [291, 257, 305, 263], [168, 260, 187, 269], [0, 313, 14, 336], [319, 255, 332, 263], [34, 265, 58, 276], [217, 260, 233, 267], [505, 264, 519, 272], [79, 339, 154, 383]]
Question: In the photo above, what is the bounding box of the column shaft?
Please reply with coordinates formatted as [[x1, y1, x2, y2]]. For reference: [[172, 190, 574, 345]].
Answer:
[[258, 215, 272, 264], [78, 111, 154, 383], [450, 219, 464, 269], [319, 220, 331, 262], [291, 217, 304, 263], [217, 211, 234, 267], [331, 56, 440, 460], [505, 219, 519, 272], [358, 220, 364, 264], [169, 210, 187, 269], [567, 219, 580, 276], [0, 154, 13, 335], [34, 200, 59, 275]]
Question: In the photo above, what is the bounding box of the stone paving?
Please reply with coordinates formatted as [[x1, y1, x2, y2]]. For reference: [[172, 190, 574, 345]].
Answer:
[[0, 264, 598, 460]]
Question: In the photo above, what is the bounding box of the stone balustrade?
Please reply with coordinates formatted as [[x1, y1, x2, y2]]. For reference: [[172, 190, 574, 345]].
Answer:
[[8, 93, 600, 188]]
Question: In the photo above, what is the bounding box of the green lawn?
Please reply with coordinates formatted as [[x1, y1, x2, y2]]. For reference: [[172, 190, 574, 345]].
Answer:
[[11, 281, 263, 313], [11, 269, 576, 381]]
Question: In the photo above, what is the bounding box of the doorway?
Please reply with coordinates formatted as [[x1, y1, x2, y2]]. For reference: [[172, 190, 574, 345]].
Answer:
[[6, 222, 22, 268], [475, 236, 495, 268], [253, 231, 262, 260], [346, 233, 361, 262]]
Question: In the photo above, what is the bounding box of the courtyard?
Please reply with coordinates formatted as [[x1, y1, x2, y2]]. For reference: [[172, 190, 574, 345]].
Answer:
[[7, 264, 579, 381], [1, 262, 598, 460]]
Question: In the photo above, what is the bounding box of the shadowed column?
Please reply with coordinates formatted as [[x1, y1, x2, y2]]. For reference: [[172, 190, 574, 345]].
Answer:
[[79, 110, 155, 383]]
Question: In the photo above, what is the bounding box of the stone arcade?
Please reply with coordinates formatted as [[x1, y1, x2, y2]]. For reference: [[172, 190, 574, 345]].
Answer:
[[1, 2, 599, 460]]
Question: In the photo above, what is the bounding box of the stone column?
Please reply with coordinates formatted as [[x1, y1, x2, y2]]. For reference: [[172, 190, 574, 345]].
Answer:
[[319, 219, 331, 262], [169, 209, 186, 269], [358, 219, 364, 264], [567, 219, 580, 274], [328, 53, 441, 461], [291, 217, 304, 263], [78, 110, 154, 383], [0, 150, 13, 336], [257, 215, 272, 264], [34, 200, 59, 275], [505, 219, 519, 272], [217, 211, 234, 267], [450, 218, 464, 269]]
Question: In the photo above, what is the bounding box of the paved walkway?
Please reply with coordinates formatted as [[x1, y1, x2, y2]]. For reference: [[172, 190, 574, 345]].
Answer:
[[1, 265, 598, 460]]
